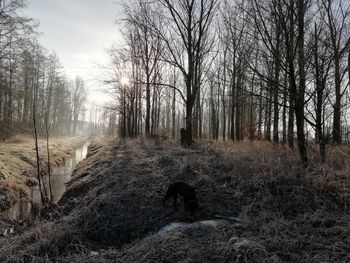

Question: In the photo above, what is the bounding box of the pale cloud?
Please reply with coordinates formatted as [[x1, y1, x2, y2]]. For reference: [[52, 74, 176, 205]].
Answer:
[[22, 0, 123, 105]]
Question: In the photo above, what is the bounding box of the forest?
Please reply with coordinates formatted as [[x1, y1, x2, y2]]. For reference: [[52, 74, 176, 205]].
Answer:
[[107, 0, 350, 165], [0, 1, 108, 139], [0, 0, 350, 262]]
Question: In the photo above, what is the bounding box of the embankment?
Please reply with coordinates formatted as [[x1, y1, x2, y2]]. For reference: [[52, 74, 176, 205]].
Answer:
[[0, 138, 350, 262], [0, 135, 87, 212]]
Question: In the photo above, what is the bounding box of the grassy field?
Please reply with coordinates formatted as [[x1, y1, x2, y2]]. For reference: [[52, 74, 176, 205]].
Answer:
[[0, 138, 350, 262]]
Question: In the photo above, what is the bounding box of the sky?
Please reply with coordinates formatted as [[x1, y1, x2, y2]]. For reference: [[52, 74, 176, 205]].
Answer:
[[22, 0, 123, 106]]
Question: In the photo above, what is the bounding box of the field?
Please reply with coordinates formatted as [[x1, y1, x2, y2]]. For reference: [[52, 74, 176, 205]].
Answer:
[[0, 137, 350, 262]]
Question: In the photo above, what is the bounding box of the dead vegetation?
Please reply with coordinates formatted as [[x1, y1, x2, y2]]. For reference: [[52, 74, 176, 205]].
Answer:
[[0, 138, 350, 262], [0, 135, 87, 212]]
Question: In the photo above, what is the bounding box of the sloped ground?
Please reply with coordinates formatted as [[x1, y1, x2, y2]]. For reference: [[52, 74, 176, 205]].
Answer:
[[0, 135, 87, 212], [1, 138, 350, 262]]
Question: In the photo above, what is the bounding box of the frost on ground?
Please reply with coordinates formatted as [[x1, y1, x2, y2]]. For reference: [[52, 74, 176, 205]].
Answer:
[[0, 135, 87, 212], [0, 138, 350, 262]]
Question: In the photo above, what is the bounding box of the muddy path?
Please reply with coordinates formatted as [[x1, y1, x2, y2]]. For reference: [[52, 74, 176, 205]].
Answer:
[[1, 138, 350, 262]]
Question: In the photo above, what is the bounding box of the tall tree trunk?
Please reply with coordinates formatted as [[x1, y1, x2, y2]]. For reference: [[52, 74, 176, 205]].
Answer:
[[138, 82, 142, 135], [23, 61, 30, 125], [198, 98, 202, 139], [295, 0, 308, 165], [216, 80, 220, 140], [151, 83, 156, 135], [332, 53, 342, 143], [230, 75, 235, 141], [172, 87, 176, 138], [286, 0, 295, 149], [145, 73, 151, 137], [185, 102, 193, 146], [314, 23, 327, 162], [266, 88, 272, 141], [222, 48, 227, 141], [235, 78, 241, 141], [257, 85, 263, 140], [33, 77, 46, 204], [282, 88, 287, 144], [6, 69, 13, 133], [273, 50, 281, 143], [193, 91, 199, 139]]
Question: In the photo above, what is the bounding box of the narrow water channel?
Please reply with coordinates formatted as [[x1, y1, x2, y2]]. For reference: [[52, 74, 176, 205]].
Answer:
[[5, 141, 90, 222]]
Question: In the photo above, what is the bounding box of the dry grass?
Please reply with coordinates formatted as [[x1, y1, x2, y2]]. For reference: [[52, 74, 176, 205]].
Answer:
[[2, 178, 26, 196], [0, 138, 350, 262], [5, 134, 32, 144], [0, 136, 87, 212], [2, 178, 19, 189], [0, 178, 27, 211]]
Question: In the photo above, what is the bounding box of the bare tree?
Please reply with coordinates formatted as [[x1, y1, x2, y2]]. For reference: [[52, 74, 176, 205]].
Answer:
[[151, 0, 218, 145], [72, 76, 87, 135], [320, 0, 350, 144]]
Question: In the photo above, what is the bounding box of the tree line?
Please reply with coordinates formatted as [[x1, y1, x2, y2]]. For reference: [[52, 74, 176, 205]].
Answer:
[[0, 0, 88, 139], [108, 0, 350, 165]]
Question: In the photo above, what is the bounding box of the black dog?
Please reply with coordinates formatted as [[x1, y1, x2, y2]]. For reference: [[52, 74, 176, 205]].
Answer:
[[163, 182, 199, 214]]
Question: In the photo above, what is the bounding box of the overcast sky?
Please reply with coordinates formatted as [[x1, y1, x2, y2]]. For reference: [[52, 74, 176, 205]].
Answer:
[[22, 0, 123, 105]]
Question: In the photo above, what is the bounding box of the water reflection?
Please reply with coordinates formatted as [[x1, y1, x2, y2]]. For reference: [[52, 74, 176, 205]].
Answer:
[[4, 141, 90, 222]]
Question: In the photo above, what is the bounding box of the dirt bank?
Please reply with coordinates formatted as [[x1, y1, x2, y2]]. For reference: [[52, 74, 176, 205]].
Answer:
[[0, 138, 350, 262], [0, 135, 87, 212]]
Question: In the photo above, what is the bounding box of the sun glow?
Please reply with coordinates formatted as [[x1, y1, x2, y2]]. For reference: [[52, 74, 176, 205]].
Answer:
[[121, 77, 130, 86]]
